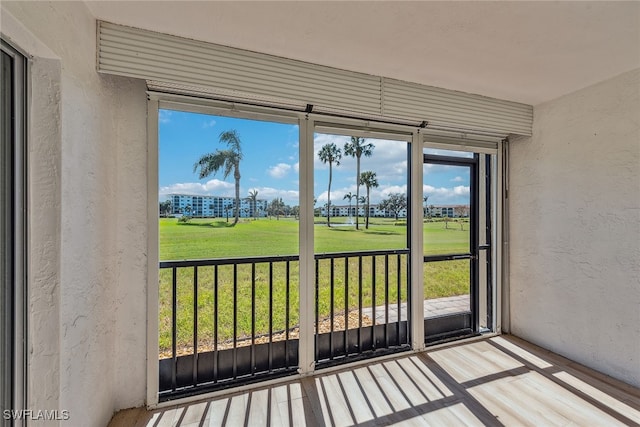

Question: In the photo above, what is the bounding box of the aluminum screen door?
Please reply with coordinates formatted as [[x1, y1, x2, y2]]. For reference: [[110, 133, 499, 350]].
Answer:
[[423, 153, 480, 343]]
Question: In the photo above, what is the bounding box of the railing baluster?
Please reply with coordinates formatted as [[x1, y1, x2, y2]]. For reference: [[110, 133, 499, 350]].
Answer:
[[329, 258, 334, 359], [251, 263, 256, 376], [384, 254, 389, 349], [171, 267, 177, 391], [233, 264, 238, 379], [344, 256, 349, 357], [214, 265, 218, 383], [397, 254, 402, 346], [372, 256, 376, 351], [269, 262, 274, 372], [315, 258, 319, 362], [193, 266, 199, 386], [358, 256, 363, 354], [285, 260, 290, 368]]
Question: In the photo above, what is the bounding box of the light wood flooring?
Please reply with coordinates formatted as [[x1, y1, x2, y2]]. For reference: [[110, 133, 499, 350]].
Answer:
[[109, 335, 640, 426]]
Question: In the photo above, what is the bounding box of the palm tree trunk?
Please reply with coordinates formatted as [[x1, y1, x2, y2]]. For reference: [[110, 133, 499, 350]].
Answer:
[[355, 158, 360, 230], [327, 163, 332, 227], [365, 187, 370, 229], [233, 169, 240, 225]]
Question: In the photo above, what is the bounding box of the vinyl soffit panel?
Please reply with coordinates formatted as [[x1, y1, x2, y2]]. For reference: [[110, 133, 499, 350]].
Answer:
[[383, 78, 532, 135], [98, 21, 533, 136], [98, 21, 381, 115]]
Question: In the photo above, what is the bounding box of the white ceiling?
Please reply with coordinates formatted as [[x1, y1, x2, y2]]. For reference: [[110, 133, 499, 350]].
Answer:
[[86, 1, 640, 106]]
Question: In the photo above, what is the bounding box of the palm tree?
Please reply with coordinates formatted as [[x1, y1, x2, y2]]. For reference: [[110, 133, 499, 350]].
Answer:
[[193, 130, 243, 225], [224, 204, 234, 222], [359, 171, 379, 229], [159, 200, 172, 217], [248, 189, 259, 220], [344, 137, 374, 230], [343, 192, 355, 217], [423, 195, 430, 218], [318, 143, 342, 227]]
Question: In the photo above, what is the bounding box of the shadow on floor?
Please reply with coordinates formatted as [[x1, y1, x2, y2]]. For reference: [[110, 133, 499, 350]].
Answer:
[[108, 335, 640, 427]]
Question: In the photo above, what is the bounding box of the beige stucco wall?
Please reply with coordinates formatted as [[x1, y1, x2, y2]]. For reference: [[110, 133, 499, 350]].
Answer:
[[1, 2, 148, 425], [509, 69, 640, 388]]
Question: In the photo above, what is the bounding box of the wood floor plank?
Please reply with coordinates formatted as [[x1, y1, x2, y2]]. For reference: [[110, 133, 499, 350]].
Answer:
[[246, 388, 270, 427], [407, 355, 454, 398], [316, 375, 355, 427], [206, 398, 234, 426], [351, 366, 395, 418], [382, 359, 429, 407], [522, 371, 629, 426], [420, 402, 484, 426], [109, 335, 640, 427], [489, 336, 553, 369], [335, 370, 376, 424], [395, 356, 449, 402], [223, 394, 250, 426]]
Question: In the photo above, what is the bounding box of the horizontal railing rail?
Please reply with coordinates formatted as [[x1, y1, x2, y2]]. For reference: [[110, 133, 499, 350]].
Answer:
[[160, 254, 300, 268]]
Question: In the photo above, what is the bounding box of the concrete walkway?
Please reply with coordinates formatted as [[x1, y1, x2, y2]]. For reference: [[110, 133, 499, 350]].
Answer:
[[362, 295, 470, 324]]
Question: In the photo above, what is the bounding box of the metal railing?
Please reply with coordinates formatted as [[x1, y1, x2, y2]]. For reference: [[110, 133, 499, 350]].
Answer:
[[158, 248, 410, 399], [314, 249, 411, 365]]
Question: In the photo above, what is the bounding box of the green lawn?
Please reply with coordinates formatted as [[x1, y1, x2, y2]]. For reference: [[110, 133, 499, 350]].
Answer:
[[159, 217, 470, 353], [160, 217, 469, 260]]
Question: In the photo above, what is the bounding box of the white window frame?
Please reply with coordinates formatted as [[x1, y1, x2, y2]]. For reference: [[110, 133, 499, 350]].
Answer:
[[1, 39, 28, 427], [146, 92, 503, 407]]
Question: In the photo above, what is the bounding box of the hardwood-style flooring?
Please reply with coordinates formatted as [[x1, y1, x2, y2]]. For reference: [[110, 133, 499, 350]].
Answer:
[[109, 335, 640, 426]]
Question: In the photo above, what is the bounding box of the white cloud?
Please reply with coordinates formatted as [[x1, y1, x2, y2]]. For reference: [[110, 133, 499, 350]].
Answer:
[[202, 119, 216, 128], [159, 179, 234, 199], [267, 163, 292, 178], [453, 185, 470, 195], [313, 134, 409, 183], [249, 186, 299, 205], [159, 110, 173, 123], [293, 162, 299, 173], [451, 176, 464, 182], [423, 184, 470, 203]]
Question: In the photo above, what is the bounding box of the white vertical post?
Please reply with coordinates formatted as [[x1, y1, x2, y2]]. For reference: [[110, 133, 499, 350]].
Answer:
[[478, 156, 487, 329], [298, 115, 315, 374], [146, 98, 160, 406], [410, 131, 425, 351], [496, 139, 507, 334]]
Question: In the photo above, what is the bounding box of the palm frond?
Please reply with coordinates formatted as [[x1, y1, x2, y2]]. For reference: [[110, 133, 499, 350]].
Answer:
[[193, 149, 236, 179]]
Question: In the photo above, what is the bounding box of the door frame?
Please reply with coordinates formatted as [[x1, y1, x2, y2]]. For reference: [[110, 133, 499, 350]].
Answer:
[[423, 153, 480, 343]]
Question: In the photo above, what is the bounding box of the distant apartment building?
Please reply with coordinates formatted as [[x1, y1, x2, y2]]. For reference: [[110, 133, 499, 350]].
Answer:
[[320, 204, 408, 218], [168, 194, 268, 218], [320, 204, 469, 218], [427, 205, 469, 218]]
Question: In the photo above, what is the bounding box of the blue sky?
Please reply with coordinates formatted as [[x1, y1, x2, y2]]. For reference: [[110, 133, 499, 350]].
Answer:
[[159, 109, 470, 206]]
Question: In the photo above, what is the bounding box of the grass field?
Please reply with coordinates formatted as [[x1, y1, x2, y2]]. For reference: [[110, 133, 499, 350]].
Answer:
[[160, 217, 469, 260], [159, 217, 470, 353]]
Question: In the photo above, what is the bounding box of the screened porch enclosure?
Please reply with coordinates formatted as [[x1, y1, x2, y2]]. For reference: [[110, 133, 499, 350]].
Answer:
[[155, 106, 500, 401]]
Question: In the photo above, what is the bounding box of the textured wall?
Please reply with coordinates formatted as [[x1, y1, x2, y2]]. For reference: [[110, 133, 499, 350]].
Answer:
[[2, 2, 148, 425], [509, 69, 640, 387]]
